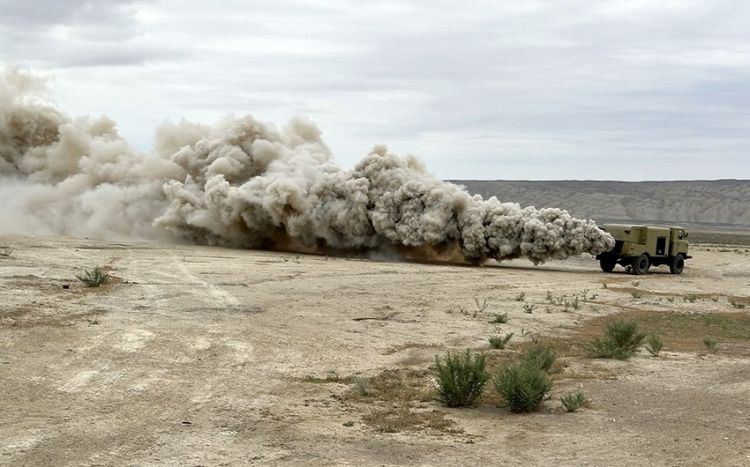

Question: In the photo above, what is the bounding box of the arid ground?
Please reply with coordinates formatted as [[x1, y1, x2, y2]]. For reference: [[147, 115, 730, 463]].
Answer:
[[1, 235, 749, 466]]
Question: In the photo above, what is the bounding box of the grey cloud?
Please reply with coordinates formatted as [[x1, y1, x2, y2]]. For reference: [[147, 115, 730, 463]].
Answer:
[[2, 0, 748, 180]]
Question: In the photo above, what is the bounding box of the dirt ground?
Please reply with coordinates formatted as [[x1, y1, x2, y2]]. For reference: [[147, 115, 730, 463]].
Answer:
[[1, 235, 749, 466]]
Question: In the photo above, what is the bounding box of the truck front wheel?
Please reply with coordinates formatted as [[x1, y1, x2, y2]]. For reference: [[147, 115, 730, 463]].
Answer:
[[632, 254, 650, 275], [669, 254, 685, 274], [600, 257, 617, 272]]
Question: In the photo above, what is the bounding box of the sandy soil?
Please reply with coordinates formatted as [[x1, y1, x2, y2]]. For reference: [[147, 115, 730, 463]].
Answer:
[[1, 235, 749, 466]]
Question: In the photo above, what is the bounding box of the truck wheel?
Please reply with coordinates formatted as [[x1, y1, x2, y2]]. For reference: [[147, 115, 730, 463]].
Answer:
[[669, 254, 685, 274], [632, 254, 650, 275], [600, 257, 617, 272]]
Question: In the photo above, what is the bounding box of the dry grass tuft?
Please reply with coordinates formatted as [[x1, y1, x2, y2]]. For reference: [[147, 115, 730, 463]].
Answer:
[[362, 406, 461, 434], [346, 369, 434, 403]]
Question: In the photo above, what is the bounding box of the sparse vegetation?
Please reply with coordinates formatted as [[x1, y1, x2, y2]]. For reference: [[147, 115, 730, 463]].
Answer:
[[586, 320, 645, 360], [0, 248, 10, 257], [513, 292, 526, 302], [434, 350, 489, 407], [523, 304, 536, 314], [581, 289, 590, 302], [75, 267, 111, 287], [488, 333, 514, 349], [352, 376, 372, 396], [494, 362, 552, 413], [684, 294, 698, 303], [703, 337, 718, 352], [630, 290, 643, 299], [490, 312, 508, 324], [473, 297, 489, 314], [520, 340, 557, 372], [560, 390, 588, 412], [729, 298, 746, 309], [303, 370, 352, 384], [645, 334, 663, 357], [346, 369, 433, 403], [362, 407, 459, 433], [456, 297, 490, 317]]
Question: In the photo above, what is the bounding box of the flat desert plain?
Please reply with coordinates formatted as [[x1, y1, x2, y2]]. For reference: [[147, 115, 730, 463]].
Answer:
[[1, 235, 749, 466]]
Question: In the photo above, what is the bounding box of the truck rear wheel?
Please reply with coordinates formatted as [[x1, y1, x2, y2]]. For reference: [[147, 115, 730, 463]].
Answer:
[[600, 257, 617, 272], [669, 254, 685, 274], [632, 254, 650, 275]]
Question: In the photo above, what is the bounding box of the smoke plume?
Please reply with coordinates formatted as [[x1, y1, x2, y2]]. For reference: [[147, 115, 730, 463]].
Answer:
[[0, 69, 614, 264]]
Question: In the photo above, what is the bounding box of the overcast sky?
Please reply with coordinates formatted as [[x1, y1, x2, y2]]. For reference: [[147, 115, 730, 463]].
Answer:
[[1, 0, 748, 180]]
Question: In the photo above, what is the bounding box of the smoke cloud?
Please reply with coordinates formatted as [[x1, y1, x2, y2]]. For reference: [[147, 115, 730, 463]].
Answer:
[[1, 69, 614, 264]]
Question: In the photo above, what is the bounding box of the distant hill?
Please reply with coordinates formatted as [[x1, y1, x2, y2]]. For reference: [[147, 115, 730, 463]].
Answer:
[[452, 180, 750, 229]]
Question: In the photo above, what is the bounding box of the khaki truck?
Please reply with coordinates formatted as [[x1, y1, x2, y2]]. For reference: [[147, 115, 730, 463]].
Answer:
[[596, 224, 691, 275]]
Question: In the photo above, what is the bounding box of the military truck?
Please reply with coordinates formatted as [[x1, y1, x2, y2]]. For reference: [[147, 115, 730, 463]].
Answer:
[[596, 224, 691, 275]]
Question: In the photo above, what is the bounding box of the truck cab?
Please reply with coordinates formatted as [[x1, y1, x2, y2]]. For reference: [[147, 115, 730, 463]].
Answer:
[[596, 224, 691, 275]]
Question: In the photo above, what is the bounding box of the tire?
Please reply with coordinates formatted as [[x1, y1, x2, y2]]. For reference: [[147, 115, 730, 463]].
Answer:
[[669, 254, 685, 274], [600, 257, 617, 272], [632, 254, 650, 275]]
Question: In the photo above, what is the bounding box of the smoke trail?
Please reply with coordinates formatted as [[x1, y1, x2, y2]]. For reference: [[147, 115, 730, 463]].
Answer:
[[0, 69, 614, 263]]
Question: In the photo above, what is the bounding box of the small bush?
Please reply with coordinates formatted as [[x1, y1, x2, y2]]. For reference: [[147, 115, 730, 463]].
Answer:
[[0, 248, 10, 257], [522, 304, 536, 314], [514, 292, 526, 302], [587, 320, 645, 360], [560, 390, 588, 412], [473, 297, 489, 314], [645, 334, 663, 357], [630, 290, 643, 299], [76, 267, 111, 287], [494, 362, 551, 413], [352, 376, 372, 396], [488, 333, 514, 349], [434, 350, 489, 407], [520, 340, 557, 372], [581, 289, 590, 301], [729, 298, 746, 309], [490, 313, 508, 324], [703, 337, 718, 352]]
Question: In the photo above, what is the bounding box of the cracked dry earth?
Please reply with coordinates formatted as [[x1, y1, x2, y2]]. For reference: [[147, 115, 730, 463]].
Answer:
[[1, 234, 749, 466]]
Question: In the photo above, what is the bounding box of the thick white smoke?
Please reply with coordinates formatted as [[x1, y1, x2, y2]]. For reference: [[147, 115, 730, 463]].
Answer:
[[0, 69, 614, 264]]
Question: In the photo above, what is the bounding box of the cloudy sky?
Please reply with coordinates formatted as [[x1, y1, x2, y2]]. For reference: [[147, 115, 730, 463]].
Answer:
[[1, 0, 748, 180]]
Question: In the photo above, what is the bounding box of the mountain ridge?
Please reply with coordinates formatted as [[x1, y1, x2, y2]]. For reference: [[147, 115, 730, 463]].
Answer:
[[451, 179, 750, 228]]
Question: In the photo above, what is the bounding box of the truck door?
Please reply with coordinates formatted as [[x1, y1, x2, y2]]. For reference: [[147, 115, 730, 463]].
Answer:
[[656, 236, 667, 256]]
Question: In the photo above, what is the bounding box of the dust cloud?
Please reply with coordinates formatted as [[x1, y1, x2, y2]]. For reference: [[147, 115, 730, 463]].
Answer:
[[0, 68, 614, 264]]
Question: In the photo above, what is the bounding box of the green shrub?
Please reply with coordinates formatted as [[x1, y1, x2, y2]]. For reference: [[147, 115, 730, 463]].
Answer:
[[560, 390, 588, 412], [494, 362, 551, 413], [645, 334, 663, 356], [76, 267, 111, 287], [490, 313, 508, 324], [520, 340, 557, 372], [586, 320, 645, 360], [434, 350, 489, 407], [703, 337, 718, 352], [488, 333, 514, 349]]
